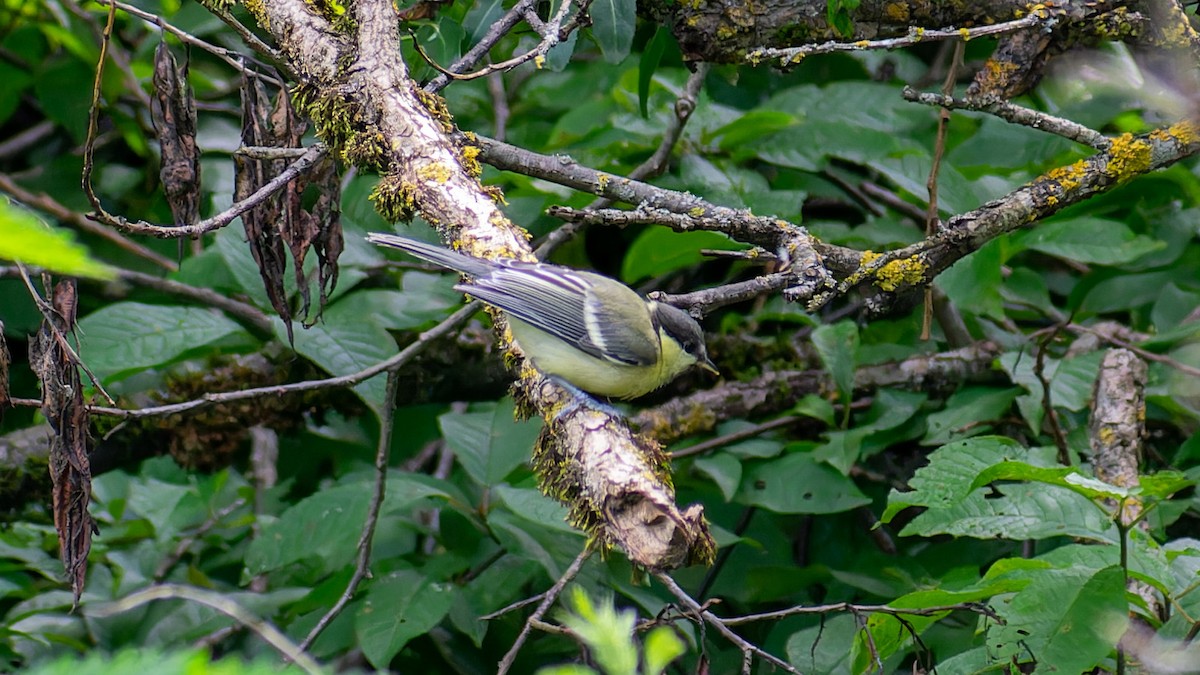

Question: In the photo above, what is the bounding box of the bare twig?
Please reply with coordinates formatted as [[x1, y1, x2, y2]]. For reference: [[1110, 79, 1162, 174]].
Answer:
[[0, 173, 178, 271], [655, 572, 801, 675], [16, 264, 116, 405], [89, 584, 323, 675], [153, 497, 248, 581], [746, 13, 1050, 67], [93, 0, 286, 82], [73, 302, 480, 420], [497, 545, 594, 675], [301, 369, 401, 650], [903, 88, 1109, 149], [424, 0, 538, 93]]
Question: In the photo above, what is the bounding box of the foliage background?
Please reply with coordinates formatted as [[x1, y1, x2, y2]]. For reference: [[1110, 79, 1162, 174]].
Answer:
[[1, 0, 1199, 673]]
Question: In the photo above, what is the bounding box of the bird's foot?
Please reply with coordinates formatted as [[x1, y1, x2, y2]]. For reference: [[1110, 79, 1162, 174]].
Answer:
[[546, 376, 623, 419]]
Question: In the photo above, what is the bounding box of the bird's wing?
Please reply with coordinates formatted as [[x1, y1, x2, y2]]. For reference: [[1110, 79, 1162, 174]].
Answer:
[[459, 265, 658, 366]]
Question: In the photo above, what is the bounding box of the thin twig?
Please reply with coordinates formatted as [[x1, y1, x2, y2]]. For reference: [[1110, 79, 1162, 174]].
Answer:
[[153, 497, 248, 581], [94, 0, 286, 83], [746, 13, 1051, 66], [655, 572, 801, 675], [301, 369, 401, 650], [114, 270, 273, 335], [16, 264, 116, 406], [86, 144, 330, 239], [0, 173, 178, 271], [497, 544, 594, 675], [903, 88, 1109, 149], [424, 0, 538, 93], [89, 584, 323, 675], [1067, 323, 1200, 378], [670, 416, 800, 460], [71, 302, 480, 420]]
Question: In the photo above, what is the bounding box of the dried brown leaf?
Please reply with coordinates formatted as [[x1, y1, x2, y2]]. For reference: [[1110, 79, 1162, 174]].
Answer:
[[151, 42, 201, 228], [29, 280, 93, 607]]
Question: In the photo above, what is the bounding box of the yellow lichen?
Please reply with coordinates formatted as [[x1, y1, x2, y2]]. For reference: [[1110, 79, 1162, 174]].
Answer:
[[596, 173, 610, 190], [959, 27, 971, 40], [534, 54, 545, 69], [874, 255, 926, 291], [1106, 133, 1152, 183], [459, 144, 482, 177], [1150, 119, 1200, 146], [1045, 159, 1088, 192], [688, 206, 706, 217], [416, 161, 452, 183]]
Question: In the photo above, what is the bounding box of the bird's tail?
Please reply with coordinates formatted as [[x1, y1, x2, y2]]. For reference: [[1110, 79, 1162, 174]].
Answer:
[[366, 232, 498, 278]]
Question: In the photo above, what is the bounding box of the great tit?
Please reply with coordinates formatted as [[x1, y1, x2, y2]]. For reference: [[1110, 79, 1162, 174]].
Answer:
[[367, 233, 718, 399]]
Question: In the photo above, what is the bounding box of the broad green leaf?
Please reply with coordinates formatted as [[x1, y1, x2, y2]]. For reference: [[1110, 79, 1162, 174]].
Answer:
[[1021, 217, 1164, 265], [737, 452, 870, 514], [439, 399, 542, 485], [356, 569, 454, 667], [854, 580, 1027, 673], [589, 0, 635, 63], [463, 0, 505, 43], [245, 476, 452, 575], [488, 510, 584, 579], [245, 483, 370, 576], [793, 394, 836, 426], [79, 303, 251, 383], [988, 566, 1128, 672], [692, 452, 742, 501], [786, 614, 858, 673], [0, 201, 115, 279], [811, 321, 858, 403], [713, 110, 797, 152], [882, 436, 1049, 524], [922, 387, 1020, 445], [901, 481, 1116, 542], [621, 226, 742, 283], [936, 238, 1006, 320], [283, 304, 396, 411], [492, 485, 577, 535], [328, 273, 459, 331]]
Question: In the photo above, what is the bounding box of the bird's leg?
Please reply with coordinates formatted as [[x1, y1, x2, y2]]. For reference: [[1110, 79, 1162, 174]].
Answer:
[[546, 376, 624, 419]]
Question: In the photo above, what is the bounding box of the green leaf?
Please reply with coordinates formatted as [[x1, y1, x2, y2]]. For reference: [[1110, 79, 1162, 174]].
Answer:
[[284, 301, 398, 411], [988, 566, 1128, 672], [854, 579, 1028, 672], [713, 110, 797, 152], [556, 589, 638, 675], [1021, 217, 1164, 265], [638, 27, 670, 118], [79, 303, 251, 383], [621, 226, 742, 283], [786, 614, 858, 673], [245, 483, 370, 576], [245, 475, 452, 575], [589, 0, 635, 64], [643, 626, 685, 675], [738, 452, 870, 514], [811, 321, 859, 403], [439, 399, 542, 485], [922, 387, 1020, 445], [692, 452, 742, 501], [0, 200, 116, 279], [935, 238, 1006, 320], [356, 569, 454, 667]]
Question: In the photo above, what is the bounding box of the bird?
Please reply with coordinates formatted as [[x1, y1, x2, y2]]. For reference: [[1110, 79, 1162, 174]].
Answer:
[[367, 232, 717, 401]]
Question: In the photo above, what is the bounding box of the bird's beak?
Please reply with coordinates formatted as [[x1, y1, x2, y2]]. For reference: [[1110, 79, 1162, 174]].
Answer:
[[698, 357, 719, 376]]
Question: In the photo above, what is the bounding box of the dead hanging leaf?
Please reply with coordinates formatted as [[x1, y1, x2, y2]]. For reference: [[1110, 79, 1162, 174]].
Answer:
[[234, 72, 342, 343], [28, 279, 94, 608], [151, 42, 201, 229]]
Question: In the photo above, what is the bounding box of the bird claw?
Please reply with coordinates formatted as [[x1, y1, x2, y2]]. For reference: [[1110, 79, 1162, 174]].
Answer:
[[546, 376, 623, 419]]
